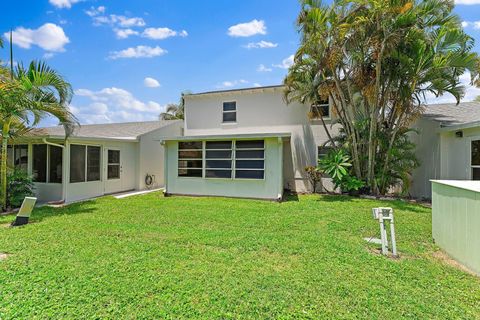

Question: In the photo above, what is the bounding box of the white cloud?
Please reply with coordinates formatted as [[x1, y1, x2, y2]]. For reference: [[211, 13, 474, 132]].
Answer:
[[93, 14, 146, 27], [49, 0, 81, 9], [273, 54, 294, 69], [257, 64, 272, 72], [461, 20, 480, 29], [253, 83, 262, 87], [108, 45, 167, 59], [216, 79, 249, 89], [114, 28, 139, 39], [142, 27, 188, 40], [228, 19, 266, 37], [425, 72, 480, 104], [85, 6, 106, 17], [455, 0, 480, 4], [43, 52, 55, 59], [144, 77, 161, 88], [244, 40, 278, 49], [5, 23, 69, 52], [73, 87, 165, 123]]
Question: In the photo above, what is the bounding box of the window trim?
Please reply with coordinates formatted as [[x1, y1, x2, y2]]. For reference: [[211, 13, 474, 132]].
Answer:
[[69, 143, 102, 184], [470, 138, 480, 180], [310, 101, 331, 120], [107, 149, 121, 180], [222, 101, 237, 124], [177, 139, 265, 181]]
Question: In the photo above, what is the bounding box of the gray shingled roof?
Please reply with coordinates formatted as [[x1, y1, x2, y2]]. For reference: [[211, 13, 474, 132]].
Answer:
[[422, 102, 480, 126], [29, 120, 179, 140]]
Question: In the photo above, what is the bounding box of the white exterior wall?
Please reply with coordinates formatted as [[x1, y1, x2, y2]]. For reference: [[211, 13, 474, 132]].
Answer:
[[164, 137, 284, 200], [439, 127, 480, 180], [411, 121, 480, 199], [184, 89, 339, 192], [64, 139, 138, 203], [137, 121, 183, 190], [410, 119, 442, 199]]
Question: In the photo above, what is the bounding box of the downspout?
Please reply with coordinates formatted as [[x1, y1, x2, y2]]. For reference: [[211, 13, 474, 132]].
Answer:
[[42, 138, 67, 203], [161, 140, 169, 196]]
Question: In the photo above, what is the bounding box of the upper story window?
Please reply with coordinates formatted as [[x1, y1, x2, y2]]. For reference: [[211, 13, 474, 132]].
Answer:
[[310, 100, 330, 119], [222, 101, 237, 123]]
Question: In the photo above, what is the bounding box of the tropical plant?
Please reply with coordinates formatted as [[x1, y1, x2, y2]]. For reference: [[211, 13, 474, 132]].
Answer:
[[6, 168, 34, 208], [304, 165, 323, 193], [285, 0, 480, 194], [318, 148, 365, 193], [318, 149, 351, 181], [0, 57, 77, 211], [159, 90, 192, 120]]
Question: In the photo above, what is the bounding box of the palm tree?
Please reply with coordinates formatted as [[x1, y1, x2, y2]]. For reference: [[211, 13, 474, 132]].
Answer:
[[0, 60, 77, 210], [285, 0, 480, 194], [159, 90, 191, 120]]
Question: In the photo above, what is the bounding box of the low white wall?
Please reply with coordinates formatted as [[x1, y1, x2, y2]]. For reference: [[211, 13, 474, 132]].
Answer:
[[34, 183, 62, 203], [165, 137, 284, 200], [432, 180, 480, 275]]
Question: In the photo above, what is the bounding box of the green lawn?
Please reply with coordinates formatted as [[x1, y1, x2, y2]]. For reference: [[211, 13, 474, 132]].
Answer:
[[0, 193, 478, 319]]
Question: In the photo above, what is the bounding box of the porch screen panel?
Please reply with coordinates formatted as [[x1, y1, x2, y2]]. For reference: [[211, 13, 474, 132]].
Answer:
[[14, 145, 28, 172], [235, 140, 264, 179], [33, 145, 47, 183], [206, 141, 232, 178], [49, 146, 63, 183], [70, 145, 86, 183], [87, 146, 101, 181], [178, 141, 203, 177], [472, 140, 480, 180]]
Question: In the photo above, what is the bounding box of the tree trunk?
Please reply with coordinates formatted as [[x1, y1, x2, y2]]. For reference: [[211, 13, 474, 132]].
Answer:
[[1, 120, 11, 211]]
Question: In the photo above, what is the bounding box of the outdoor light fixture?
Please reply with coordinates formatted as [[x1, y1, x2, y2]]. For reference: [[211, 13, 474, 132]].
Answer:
[[455, 131, 463, 138]]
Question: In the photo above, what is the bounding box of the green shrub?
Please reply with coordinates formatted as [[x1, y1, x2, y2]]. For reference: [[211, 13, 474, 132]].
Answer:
[[7, 168, 35, 208], [318, 149, 365, 194]]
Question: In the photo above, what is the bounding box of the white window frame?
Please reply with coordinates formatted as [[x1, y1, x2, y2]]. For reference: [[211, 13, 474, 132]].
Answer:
[[178, 139, 265, 180], [178, 142, 203, 178], [310, 101, 331, 120], [470, 138, 480, 180], [204, 141, 233, 179], [233, 140, 265, 180], [222, 101, 237, 124], [69, 144, 102, 183], [107, 149, 121, 180], [32, 144, 63, 184]]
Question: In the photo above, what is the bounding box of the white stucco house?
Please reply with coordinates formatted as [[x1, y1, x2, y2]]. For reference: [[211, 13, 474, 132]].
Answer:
[[10, 120, 182, 203], [9, 85, 480, 202], [162, 85, 480, 200]]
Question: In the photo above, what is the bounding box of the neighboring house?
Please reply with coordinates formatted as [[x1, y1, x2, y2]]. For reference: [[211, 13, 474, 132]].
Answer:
[[411, 102, 480, 199], [9, 120, 182, 203]]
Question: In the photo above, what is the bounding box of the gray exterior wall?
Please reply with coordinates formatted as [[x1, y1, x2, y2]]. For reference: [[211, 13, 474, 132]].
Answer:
[[184, 88, 339, 192]]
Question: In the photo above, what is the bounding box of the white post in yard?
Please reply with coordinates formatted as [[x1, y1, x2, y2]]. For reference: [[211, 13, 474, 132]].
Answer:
[[371, 207, 397, 257]]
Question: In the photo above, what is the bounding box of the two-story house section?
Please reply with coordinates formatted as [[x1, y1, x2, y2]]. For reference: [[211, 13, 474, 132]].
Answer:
[[161, 85, 340, 200]]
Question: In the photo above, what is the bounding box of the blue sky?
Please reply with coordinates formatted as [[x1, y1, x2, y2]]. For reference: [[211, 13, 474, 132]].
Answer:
[[1, 0, 480, 126]]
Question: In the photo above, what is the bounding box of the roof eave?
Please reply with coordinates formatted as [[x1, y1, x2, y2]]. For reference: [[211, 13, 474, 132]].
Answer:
[[159, 132, 291, 142]]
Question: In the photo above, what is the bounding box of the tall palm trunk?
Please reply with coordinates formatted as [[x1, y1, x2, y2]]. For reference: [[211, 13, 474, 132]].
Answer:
[[1, 119, 10, 211]]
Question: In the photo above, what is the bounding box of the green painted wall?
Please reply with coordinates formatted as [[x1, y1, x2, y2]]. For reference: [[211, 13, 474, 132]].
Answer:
[[165, 137, 284, 200], [432, 181, 480, 275]]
